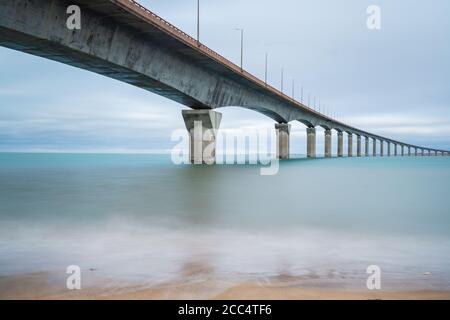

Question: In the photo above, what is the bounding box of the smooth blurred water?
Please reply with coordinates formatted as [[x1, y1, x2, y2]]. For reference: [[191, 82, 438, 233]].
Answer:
[[1, 153, 450, 290]]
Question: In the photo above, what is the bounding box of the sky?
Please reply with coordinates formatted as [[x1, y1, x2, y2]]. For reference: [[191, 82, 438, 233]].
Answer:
[[0, 0, 449, 153]]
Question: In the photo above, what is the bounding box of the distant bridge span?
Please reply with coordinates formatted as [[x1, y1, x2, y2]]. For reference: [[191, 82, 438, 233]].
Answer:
[[0, 0, 448, 162]]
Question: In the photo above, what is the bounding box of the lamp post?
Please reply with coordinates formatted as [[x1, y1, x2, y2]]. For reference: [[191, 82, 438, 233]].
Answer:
[[197, 0, 200, 44], [265, 53, 268, 85], [235, 28, 244, 71], [292, 79, 295, 99]]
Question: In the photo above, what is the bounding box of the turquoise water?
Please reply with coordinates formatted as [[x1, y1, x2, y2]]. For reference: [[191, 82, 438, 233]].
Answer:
[[1, 153, 450, 291]]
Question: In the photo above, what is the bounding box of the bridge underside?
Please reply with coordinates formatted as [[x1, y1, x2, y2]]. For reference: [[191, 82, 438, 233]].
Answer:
[[0, 0, 297, 122]]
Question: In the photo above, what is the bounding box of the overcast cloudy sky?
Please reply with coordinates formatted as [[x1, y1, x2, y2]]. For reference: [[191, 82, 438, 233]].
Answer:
[[0, 0, 449, 153]]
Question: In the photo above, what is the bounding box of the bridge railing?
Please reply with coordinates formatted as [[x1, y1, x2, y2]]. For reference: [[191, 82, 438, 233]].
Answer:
[[119, 0, 331, 120]]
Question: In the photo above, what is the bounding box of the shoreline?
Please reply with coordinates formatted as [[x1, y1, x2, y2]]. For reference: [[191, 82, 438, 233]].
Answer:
[[1, 272, 450, 300]]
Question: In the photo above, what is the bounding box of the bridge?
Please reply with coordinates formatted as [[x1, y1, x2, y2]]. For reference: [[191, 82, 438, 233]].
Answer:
[[1, 0, 448, 163]]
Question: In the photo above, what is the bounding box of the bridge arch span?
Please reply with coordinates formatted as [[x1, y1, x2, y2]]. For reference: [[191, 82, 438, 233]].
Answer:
[[214, 105, 288, 124]]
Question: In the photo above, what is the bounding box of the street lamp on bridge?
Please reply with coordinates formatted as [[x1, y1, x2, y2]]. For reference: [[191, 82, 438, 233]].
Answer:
[[235, 28, 244, 71], [197, 0, 200, 44], [265, 53, 268, 85]]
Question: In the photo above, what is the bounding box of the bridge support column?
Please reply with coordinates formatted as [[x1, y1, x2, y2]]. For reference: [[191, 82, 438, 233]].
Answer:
[[434, 150, 438, 156], [275, 123, 291, 160], [372, 138, 377, 156], [380, 141, 384, 157], [182, 110, 222, 164], [387, 142, 391, 156], [338, 132, 344, 157], [421, 149, 424, 156], [401, 145, 405, 156], [324, 130, 332, 158], [307, 128, 316, 158], [365, 137, 369, 157], [356, 135, 362, 157], [394, 144, 398, 156], [408, 147, 411, 156], [347, 133, 353, 157], [415, 148, 418, 156]]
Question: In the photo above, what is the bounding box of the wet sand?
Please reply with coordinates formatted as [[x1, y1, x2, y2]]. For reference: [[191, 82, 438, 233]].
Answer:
[[1, 272, 449, 300]]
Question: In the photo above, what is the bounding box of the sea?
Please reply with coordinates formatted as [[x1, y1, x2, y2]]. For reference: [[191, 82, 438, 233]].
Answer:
[[0, 153, 450, 292]]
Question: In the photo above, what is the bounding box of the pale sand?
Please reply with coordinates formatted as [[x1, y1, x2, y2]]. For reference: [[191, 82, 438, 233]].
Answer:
[[1, 272, 450, 300]]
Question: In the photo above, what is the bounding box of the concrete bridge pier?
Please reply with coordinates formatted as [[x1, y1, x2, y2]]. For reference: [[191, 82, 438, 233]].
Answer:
[[306, 127, 317, 158], [324, 130, 332, 158], [434, 150, 438, 156], [365, 136, 369, 157], [347, 133, 353, 157], [356, 135, 362, 157], [408, 147, 411, 156], [372, 138, 377, 156], [387, 142, 391, 156], [338, 132, 344, 157], [415, 148, 418, 156], [394, 144, 398, 156], [401, 145, 405, 156], [182, 110, 222, 164], [275, 123, 291, 159], [380, 141, 384, 157]]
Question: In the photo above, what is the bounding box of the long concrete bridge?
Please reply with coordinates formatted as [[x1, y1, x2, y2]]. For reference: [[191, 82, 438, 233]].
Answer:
[[1, 0, 448, 162]]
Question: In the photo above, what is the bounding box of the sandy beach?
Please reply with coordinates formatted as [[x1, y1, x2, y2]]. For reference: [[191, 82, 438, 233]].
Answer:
[[1, 272, 450, 300]]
